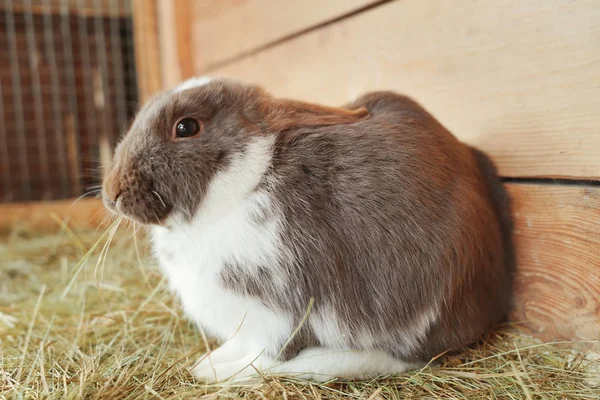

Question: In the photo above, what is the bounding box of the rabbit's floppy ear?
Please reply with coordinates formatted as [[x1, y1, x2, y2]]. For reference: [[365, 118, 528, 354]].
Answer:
[[263, 98, 369, 132]]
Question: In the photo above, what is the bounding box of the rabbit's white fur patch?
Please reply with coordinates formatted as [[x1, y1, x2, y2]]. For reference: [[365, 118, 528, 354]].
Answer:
[[152, 135, 291, 349], [310, 304, 437, 359], [174, 76, 213, 92], [191, 346, 418, 383]]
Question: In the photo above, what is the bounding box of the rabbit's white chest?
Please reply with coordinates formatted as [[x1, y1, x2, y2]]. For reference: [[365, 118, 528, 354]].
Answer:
[[151, 194, 289, 342], [150, 136, 292, 348]]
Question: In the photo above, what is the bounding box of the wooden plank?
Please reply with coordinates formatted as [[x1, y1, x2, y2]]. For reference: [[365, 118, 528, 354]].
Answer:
[[0, 198, 107, 233], [132, 0, 162, 103], [156, 0, 191, 88], [509, 184, 600, 341], [174, 0, 194, 81], [187, 0, 381, 71], [214, 0, 600, 180]]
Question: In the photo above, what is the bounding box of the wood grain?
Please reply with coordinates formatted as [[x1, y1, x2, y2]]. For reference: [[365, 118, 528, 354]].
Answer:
[[509, 184, 600, 341], [189, 0, 381, 71], [212, 0, 600, 180]]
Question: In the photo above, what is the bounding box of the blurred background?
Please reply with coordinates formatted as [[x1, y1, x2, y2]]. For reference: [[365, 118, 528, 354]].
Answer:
[[0, 0, 138, 203]]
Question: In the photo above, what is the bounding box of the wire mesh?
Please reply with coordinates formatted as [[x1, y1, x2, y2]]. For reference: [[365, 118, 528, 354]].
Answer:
[[0, 0, 137, 203]]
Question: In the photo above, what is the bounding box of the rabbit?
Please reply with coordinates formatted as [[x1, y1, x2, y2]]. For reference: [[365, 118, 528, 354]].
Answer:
[[102, 76, 515, 383]]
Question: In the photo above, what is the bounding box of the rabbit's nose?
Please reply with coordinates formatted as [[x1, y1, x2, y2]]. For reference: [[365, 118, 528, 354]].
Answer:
[[103, 190, 120, 207], [103, 168, 123, 204]]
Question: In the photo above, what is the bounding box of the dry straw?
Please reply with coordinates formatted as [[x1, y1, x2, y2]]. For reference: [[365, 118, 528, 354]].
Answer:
[[1, 222, 599, 399]]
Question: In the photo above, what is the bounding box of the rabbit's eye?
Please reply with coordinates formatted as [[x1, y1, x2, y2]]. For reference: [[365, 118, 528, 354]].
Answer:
[[174, 118, 202, 138]]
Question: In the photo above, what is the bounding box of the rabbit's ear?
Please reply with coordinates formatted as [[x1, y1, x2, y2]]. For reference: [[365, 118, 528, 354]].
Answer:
[[264, 98, 369, 132]]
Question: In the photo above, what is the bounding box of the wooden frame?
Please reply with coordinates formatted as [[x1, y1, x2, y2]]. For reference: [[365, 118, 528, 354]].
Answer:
[[132, 0, 196, 100], [132, 0, 163, 103]]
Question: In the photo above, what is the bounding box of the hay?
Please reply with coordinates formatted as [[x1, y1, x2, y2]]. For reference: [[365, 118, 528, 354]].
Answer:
[[1, 222, 599, 399]]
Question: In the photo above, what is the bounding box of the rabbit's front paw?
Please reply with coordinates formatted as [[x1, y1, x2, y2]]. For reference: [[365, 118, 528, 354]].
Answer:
[[192, 351, 276, 384], [192, 357, 255, 383], [191, 340, 246, 381]]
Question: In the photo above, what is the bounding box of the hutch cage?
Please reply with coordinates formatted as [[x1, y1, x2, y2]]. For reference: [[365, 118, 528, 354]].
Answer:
[[0, 0, 138, 203]]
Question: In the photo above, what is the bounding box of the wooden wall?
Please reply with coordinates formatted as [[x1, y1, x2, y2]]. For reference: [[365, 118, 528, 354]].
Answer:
[[148, 0, 600, 343]]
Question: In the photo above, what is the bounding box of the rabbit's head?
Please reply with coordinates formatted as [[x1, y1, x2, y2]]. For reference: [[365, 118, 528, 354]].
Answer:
[[102, 77, 368, 224]]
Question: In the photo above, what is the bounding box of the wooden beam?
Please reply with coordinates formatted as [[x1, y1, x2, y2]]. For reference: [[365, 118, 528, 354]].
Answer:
[[132, 0, 162, 103], [155, 0, 184, 88], [509, 184, 600, 341], [213, 0, 600, 180], [173, 0, 194, 81]]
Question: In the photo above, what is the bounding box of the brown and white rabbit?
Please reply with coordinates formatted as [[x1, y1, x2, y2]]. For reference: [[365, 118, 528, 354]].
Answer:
[[102, 77, 515, 382]]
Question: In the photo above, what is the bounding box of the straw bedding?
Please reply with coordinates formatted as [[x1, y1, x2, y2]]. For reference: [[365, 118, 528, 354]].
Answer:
[[1, 221, 599, 399]]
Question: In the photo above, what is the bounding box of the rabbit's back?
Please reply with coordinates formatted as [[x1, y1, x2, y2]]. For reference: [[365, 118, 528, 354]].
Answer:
[[241, 92, 514, 361]]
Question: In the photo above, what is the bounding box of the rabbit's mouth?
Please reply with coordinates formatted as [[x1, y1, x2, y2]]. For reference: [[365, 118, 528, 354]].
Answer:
[[102, 189, 173, 226]]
